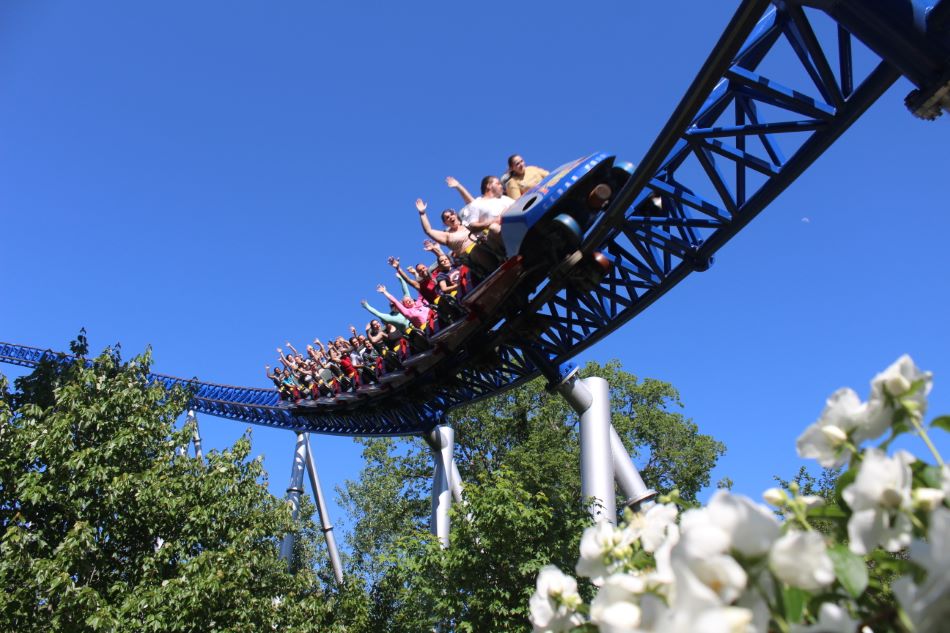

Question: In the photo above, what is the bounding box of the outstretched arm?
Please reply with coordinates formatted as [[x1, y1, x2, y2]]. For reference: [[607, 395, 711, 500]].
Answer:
[[378, 285, 411, 318], [285, 341, 300, 357], [362, 298, 410, 330], [417, 199, 450, 244], [446, 176, 475, 205], [389, 256, 420, 290], [423, 239, 445, 254], [397, 271, 413, 298], [276, 347, 294, 367]]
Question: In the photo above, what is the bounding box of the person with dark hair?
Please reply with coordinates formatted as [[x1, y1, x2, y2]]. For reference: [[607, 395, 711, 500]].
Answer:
[[387, 255, 461, 327], [505, 154, 549, 199], [415, 199, 503, 285], [445, 175, 514, 229]]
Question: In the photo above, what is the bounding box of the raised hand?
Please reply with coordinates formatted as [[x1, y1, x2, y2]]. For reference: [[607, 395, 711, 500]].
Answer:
[[415, 198, 427, 214], [360, 299, 368, 307], [376, 284, 386, 293], [423, 239, 437, 251], [445, 176, 460, 189]]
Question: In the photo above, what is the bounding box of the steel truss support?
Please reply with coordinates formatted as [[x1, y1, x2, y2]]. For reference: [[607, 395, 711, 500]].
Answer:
[[177, 410, 204, 459], [278, 432, 345, 583], [553, 366, 656, 523], [188, 409, 203, 459], [425, 425, 456, 547], [279, 432, 308, 566], [304, 434, 344, 585]]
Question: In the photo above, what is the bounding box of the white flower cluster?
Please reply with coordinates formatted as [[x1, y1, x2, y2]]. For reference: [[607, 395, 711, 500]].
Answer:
[[529, 355, 948, 633]]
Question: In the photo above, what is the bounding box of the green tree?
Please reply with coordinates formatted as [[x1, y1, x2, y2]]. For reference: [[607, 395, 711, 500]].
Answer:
[[336, 360, 725, 631], [0, 339, 331, 632]]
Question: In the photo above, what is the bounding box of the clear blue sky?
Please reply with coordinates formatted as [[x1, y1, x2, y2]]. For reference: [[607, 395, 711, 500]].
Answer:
[[2, 1, 948, 546]]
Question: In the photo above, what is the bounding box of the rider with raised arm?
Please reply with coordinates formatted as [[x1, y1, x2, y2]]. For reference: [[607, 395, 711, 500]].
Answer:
[[446, 175, 515, 229], [388, 254, 461, 326], [415, 199, 502, 285]]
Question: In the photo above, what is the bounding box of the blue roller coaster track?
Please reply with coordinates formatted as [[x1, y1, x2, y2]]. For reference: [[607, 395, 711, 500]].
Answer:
[[3, 0, 949, 436]]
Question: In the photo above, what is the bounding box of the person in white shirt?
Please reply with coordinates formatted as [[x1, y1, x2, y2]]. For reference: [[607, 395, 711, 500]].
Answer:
[[445, 175, 515, 229]]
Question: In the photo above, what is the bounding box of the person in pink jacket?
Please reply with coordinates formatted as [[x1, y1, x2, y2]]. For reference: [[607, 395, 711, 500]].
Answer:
[[376, 284, 431, 329]]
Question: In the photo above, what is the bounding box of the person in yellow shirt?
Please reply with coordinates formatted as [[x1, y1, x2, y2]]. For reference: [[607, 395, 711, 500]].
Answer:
[[504, 154, 549, 199]]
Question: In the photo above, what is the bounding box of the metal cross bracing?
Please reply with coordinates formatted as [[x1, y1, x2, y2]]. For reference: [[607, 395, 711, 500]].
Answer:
[[3, 0, 947, 436]]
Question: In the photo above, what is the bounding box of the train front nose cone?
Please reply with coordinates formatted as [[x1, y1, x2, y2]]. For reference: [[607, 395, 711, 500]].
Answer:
[[587, 183, 612, 210]]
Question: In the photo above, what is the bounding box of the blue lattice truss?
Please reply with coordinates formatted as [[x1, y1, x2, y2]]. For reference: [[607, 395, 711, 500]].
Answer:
[[4, 0, 948, 436]]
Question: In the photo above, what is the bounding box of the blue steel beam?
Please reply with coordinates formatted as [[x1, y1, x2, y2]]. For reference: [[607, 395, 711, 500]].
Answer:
[[3, 0, 947, 435]]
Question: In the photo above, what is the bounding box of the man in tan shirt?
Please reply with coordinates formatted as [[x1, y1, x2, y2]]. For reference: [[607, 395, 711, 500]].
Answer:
[[505, 154, 549, 199]]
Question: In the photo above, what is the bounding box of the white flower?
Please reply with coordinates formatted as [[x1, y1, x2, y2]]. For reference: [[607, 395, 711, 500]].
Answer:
[[789, 602, 861, 633], [653, 606, 754, 633], [703, 491, 781, 558], [940, 464, 950, 499], [842, 449, 915, 554], [576, 521, 635, 586], [863, 354, 933, 439], [590, 573, 645, 633], [894, 507, 950, 633], [635, 503, 679, 553], [769, 530, 834, 591], [674, 511, 747, 607], [649, 523, 679, 588], [530, 566, 585, 632], [870, 354, 932, 403], [797, 388, 866, 467]]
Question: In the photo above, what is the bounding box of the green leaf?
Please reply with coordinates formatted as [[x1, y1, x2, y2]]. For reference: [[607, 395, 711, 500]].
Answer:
[[914, 464, 944, 489], [930, 416, 950, 433], [783, 586, 806, 623], [828, 544, 868, 598], [807, 504, 848, 520]]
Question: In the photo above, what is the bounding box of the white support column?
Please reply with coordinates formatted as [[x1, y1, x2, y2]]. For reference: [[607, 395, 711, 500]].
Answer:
[[450, 458, 464, 505], [304, 434, 344, 585], [189, 410, 203, 460], [554, 368, 617, 522], [426, 425, 454, 548], [609, 426, 657, 510], [279, 432, 308, 567]]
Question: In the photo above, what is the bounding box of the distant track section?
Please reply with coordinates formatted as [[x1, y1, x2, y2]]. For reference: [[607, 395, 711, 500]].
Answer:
[[0, 342, 440, 435], [4, 0, 946, 436]]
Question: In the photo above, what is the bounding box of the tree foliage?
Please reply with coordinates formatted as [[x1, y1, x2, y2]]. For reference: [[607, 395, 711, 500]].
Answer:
[[335, 360, 725, 631], [0, 338, 331, 632]]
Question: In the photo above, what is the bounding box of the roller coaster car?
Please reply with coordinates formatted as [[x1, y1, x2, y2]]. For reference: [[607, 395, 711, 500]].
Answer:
[[500, 152, 633, 271]]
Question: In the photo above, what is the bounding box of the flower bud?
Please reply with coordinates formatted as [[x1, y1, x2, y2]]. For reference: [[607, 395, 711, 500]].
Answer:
[[762, 488, 787, 506], [820, 425, 848, 446], [800, 495, 825, 509], [885, 373, 911, 397], [912, 487, 945, 511]]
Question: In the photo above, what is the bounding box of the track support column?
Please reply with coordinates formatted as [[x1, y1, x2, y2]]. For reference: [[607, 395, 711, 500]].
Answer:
[[609, 426, 657, 510], [425, 425, 455, 547], [551, 364, 657, 521], [188, 409, 203, 460], [304, 434, 344, 585], [556, 372, 615, 522], [279, 432, 307, 567]]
